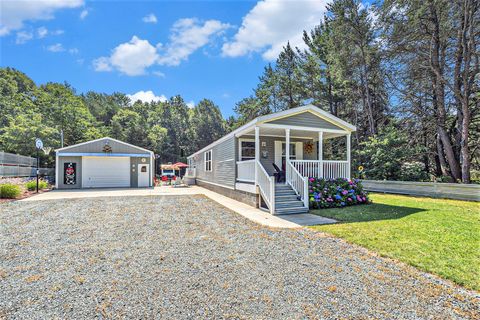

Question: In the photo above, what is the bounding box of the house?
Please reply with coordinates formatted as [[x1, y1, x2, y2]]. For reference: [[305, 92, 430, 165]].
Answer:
[[55, 137, 154, 189], [186, 105, 356, 214]]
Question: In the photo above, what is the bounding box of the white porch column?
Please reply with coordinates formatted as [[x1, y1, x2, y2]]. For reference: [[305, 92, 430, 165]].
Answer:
[[318, 131, 323, 178], [346, 133, 351, 179], [285, 128, 290, 185], [255, 126, 260, 185]]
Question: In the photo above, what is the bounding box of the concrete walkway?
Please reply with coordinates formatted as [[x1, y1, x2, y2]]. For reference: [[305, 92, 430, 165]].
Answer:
[[21, 186, 336, 229]]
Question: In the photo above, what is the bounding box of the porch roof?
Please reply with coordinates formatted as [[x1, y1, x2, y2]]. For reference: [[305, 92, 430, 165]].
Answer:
[[187, 104, 355, 159]]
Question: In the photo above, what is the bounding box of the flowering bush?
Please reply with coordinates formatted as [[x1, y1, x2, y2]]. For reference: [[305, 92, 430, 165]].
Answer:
[[308, 178, 370, 209]]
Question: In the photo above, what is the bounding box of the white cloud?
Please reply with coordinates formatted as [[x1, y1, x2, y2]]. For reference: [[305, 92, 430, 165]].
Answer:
[[79, 9, 88, 20], [37, 26, 48, 38], [157, 18, 231, 66], [92, 56, 113, 71], [152, 71, 166, 78], [15, 31, 33, 44], [186, 100, 195, 108], [69, 48, 79, 54], [142, 13, 157, 24], [46, 43, 65, 52], [93, 18, 229, 76], [222, 0, 328, 60], [93, 36, 159, 76], [127, 90, 167, 104], [0, 0, 84, 36]]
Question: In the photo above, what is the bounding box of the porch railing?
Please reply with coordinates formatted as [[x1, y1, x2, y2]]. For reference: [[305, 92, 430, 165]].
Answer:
[[286, 161, 309, 208], [256, 160, 275, 214], [237, 160, 255, 182], [323, 160, 349, 179], [290, 160, 350, 179]]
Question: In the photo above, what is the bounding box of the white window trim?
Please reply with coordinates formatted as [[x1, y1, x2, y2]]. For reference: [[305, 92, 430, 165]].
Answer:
[[204, 150, 213, 172], [238, 138, 255, 161]]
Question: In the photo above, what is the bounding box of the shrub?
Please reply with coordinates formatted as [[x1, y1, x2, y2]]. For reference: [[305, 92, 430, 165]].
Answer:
[[308, 178, 370, 209], [0, 184, 22, 199], [25, 179, 49, 191]]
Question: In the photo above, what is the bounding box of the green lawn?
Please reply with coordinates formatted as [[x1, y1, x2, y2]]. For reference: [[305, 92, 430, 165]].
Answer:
[[310, 193, 480, 291]]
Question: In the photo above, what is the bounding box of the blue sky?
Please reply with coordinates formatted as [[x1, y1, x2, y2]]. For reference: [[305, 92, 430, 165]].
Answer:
[[0, 0, 330, 117]]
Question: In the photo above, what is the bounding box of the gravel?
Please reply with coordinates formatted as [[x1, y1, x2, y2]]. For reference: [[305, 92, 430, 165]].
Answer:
[[1, 195, 478, 319]]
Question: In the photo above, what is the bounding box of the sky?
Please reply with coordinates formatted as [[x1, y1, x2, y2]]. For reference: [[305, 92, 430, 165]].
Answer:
[[0, 0, 330, 117]]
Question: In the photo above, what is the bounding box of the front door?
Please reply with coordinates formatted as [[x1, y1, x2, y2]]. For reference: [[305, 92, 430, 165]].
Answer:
[[274, 141, 303, 171], [138, 164, 150, 187]]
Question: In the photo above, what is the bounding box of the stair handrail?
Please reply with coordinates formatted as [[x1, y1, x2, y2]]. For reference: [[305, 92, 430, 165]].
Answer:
[[286, 160, 309, 208], [255, 160, 275, 214]]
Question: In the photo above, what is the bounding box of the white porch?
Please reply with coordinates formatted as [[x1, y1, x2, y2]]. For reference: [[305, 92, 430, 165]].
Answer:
[[235, 124, 352, 214]]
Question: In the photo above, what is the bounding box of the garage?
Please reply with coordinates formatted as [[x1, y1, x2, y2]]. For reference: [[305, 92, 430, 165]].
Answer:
[[82, 156, 130, 188], [55, 137, 154, 189]]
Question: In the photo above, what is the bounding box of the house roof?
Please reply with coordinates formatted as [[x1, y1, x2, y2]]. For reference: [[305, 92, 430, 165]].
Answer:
[[56, 137, 153, 155], [187, 104, 356, 159]]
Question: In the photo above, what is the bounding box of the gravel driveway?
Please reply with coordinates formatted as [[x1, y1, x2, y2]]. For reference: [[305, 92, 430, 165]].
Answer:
[[1, 195, 478, 319]]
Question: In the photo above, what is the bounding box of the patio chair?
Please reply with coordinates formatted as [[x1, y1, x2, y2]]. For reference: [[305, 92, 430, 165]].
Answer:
[[272, 163, 285, 183], [161, 175, 168, 186]]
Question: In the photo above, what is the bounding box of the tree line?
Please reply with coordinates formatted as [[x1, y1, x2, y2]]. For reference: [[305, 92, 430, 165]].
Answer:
[[232, 0, 479, 183], [0, 67, 226, 169], [0, 0, 478, 183]]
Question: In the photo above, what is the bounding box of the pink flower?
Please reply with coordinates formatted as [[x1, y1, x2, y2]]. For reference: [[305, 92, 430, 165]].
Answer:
[[309, 178, 314, 182], [362, 197, 366, 201], [347, 198, 352, 202]]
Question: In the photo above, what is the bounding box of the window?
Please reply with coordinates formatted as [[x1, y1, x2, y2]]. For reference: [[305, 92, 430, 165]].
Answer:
[[281, 143, 297, 160], [204, 150, 212, 171], [239, 139, 255, 161]]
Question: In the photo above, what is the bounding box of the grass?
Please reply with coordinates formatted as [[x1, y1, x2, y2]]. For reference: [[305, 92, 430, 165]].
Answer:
[[310, 193, 480, 291]]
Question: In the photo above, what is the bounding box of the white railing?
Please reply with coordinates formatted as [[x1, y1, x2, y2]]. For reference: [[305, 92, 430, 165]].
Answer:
[[256, 160, 275, 214], [286, 161, 309, 208], [291, 160, 322, 178], [290, 160, 350, 179], [323, 160, 349, 179], [185, 167, 196, 177], [237, 160, 255, 182]]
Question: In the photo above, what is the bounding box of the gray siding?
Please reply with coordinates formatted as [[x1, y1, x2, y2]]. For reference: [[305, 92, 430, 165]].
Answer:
[[267, 111, 342, 130], [57, 156, 82, 189], [130, 157, 152, 187], [62, 138, 150, 154], [193, 137, 236, 188]]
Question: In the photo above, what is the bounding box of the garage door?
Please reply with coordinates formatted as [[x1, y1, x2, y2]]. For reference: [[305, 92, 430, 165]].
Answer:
[[82, 156, 130, 188]]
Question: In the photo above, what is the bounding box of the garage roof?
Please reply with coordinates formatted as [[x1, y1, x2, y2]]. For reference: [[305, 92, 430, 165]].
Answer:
[[56, 137, 153, 155]]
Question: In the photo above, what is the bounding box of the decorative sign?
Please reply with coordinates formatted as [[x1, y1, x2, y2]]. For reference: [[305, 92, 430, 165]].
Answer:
[[103, 142, 112, 153], [141, 158, 146, 163], [35, 138, 43, 150], [64, 162, 76, 185]]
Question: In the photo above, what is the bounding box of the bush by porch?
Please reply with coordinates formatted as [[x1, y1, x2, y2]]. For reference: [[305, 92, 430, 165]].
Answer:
[[308, 178, 370, 209]]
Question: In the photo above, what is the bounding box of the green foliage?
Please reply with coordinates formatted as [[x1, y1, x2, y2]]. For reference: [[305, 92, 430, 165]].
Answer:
[[0, 183, 22, 199], [355, 125, 428, 181], [25, 179, 49, 191], [308, 178, 370, 209]]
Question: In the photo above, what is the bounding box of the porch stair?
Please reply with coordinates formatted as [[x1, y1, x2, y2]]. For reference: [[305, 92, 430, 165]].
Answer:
[[274, 184, 309, 215]]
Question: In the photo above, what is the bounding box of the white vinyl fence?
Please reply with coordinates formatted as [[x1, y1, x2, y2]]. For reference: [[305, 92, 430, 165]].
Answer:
[[361, 180, 480, 202]]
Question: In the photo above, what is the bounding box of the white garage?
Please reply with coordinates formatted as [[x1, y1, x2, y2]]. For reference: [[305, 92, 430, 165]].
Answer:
[[82, 156, 131, 188], [55, 137, 154, 189]]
